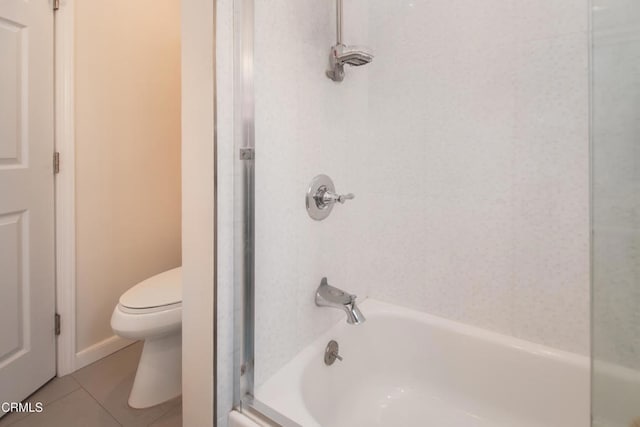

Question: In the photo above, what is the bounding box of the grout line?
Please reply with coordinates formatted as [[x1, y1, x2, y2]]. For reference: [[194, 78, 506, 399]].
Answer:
[[71, 343, 150, 426], [0, 412, 24, 427], [36, 378, 82, 408], [0, 377, 82, 427], [0, 387, 123, 427], [71, 341, 142, 379], [77, 383, 123, 427], [11, 344, 181, 427], [146, 400, 182, 427]]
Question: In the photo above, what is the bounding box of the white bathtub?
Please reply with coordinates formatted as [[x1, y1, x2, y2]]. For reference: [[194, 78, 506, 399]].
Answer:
[[254, 299, 591, 427]]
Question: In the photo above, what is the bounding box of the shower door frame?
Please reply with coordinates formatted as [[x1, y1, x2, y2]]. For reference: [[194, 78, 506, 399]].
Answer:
[[232, 0, 302, 425]]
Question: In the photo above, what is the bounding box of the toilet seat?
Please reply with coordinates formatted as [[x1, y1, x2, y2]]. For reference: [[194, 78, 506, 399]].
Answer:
[[118, 302, 182, 315], [111, 266, 183, 340], [112, 302, 181, 340], [119, 267, 181, 310]]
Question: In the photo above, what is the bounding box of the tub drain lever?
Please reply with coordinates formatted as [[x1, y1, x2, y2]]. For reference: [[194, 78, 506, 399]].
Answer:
[[324, 340, 343, 366]]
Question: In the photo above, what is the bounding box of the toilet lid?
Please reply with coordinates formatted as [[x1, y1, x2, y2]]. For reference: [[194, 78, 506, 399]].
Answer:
[[119, 267, 182, 309]]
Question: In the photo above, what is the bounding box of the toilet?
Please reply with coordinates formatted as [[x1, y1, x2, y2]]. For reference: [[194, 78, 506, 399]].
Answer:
[[110, 267, 182, 409]]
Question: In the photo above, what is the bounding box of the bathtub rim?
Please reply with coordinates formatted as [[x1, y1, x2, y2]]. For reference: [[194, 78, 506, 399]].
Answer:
[[256, 298, 592, 427]]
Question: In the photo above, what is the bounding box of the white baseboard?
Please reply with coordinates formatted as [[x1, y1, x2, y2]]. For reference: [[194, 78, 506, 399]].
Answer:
[[75, 335, 136, 371]]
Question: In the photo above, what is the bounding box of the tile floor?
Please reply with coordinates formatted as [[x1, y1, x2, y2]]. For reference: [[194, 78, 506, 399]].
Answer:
[[0, 343, 181, 427]]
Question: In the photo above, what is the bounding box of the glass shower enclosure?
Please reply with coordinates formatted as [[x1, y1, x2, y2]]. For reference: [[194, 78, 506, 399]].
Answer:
[[222, 0, 640, 425], [591, 0, 640, 426]]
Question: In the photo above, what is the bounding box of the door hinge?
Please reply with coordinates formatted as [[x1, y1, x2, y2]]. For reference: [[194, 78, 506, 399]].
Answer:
[[53, 152, 60, 174], [54, 313, 61, 336], [53, 0, 60, 11]]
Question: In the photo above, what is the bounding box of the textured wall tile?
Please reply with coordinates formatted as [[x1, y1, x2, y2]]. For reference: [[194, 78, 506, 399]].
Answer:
[[253, 0, 371, 386], [511, 33, 590, 353], [246, 0, 591, 394], [513, 0, 588, 40]]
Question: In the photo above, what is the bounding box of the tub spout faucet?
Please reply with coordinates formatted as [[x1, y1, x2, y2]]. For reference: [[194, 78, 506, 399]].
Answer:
[[315, 278, 366, 325]]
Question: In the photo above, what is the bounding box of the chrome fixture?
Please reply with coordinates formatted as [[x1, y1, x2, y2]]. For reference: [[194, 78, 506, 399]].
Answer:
[[326, 0, 374, 82], [324, 340, 343, 366], [315, 278, 366, 325], [306, 175, 354, 221]]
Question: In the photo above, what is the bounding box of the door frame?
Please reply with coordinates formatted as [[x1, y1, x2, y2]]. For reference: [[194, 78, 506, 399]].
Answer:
[[53, 0, 180, 377], [54, 0, 76, 377]]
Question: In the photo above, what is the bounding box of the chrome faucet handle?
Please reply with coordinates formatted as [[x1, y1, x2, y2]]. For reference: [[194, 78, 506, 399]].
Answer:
[[336, 193, 355, 204], [306, 175, 355, 221], [320, 189, 355, 206]]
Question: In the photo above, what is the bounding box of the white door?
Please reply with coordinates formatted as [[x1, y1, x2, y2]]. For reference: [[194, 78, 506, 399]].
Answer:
[[0, 0, 55, 413]]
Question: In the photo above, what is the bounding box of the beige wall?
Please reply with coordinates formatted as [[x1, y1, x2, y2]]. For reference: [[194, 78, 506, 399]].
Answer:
[[75, 0, 181, 354]]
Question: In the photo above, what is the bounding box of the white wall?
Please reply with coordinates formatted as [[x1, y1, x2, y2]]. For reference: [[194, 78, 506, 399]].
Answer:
[[181, 0, 216, 425], [366, 0, 590, 355], [249, 0, 590, 387], [253, 0, 370, 386], [74, 0, 181, 361]]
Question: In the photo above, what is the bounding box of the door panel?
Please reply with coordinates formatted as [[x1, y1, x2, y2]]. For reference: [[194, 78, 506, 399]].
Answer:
[[0, 0, 55, 413], [0, 16, 25, 165], [0, 211, 26, 360]]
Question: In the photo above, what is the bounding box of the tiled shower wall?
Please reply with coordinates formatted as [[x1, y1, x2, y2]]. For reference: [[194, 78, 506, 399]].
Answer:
[[252, 0, 371, 386], [366, 1, 590, 356], [225, 0, 590, 407]]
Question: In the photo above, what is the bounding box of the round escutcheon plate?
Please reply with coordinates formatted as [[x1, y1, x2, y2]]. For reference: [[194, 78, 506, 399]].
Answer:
[[306, 174, 335, 221]]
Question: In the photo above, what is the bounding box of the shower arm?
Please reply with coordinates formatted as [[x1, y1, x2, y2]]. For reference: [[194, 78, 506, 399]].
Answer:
[[336, 0, 343, 45]]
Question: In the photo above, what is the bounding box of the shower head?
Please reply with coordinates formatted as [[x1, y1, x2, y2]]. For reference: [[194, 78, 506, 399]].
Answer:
[[334, 44, 374, 66], [327, 44, 374, 81], [326, 0, 373, 81]]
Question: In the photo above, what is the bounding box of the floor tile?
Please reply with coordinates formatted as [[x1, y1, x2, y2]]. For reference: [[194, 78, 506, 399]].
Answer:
[[9, 389, 119, 427], [72, 342, 180, 427], [149, 404, 182, 427], [0, 409, 28, 426], [2, 344, 182, 427], [27, 376, 81, 407], [0, 376, 82, 427], [72, 342, 143, 389]]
